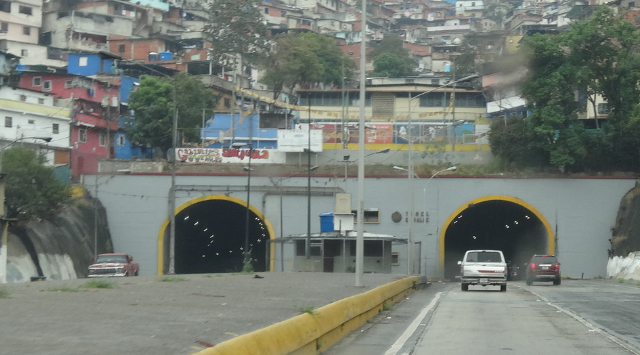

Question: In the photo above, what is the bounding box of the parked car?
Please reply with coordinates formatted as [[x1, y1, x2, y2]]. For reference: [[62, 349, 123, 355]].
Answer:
[[526, 255, 561, 285], [88, 253, 139, 277], [459, 250, 508, 292]]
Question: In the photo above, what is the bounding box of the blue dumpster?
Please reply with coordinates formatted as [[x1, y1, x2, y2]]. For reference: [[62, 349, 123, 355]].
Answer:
[[320, 212, 334, 233]]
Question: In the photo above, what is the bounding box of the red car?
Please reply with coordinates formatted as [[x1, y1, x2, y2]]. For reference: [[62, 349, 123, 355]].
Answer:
[[88, 253, 139, 277], [526, 255, 561, 285]]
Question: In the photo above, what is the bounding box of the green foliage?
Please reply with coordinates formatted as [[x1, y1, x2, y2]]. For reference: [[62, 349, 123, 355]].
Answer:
[[370, 53, 413, 77], [260, 32, 356, 99], [488, 115, 547, 168], [503, 6, 640, 171], [157, 276, 187, 282], [242, 260, 254, 274], [125, 73, 216, 156], [369, 34, 412, 62], [1, 146, 71, 220], [203, 0, 269, 63], [297, 305, 317, 314], [81, 279, 114, 289]]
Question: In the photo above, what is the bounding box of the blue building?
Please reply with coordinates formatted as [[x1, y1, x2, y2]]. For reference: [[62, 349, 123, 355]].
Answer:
[[201, 113, 279, 149]]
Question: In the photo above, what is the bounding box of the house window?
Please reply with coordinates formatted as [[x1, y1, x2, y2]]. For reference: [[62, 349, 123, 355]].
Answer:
[[364, 240, 383, 257], [28, 119, 35, 124], [53, 123, 59, 134], [118, 44, 125, 53], [99, 132, 106, 147], [117, 135, 125, 146], [351, 208, 381, 223], [64, 80, 73, 88], [19, 95, 27, 101], [33, 77, 42, 86], [19, 5, 32, 15], [0, 1, 9, 13], [5, 116, 12, 128], [43, 80, 52, 91], [79, 129, 87, 143], [21, 49, 28, 56], [598, 103, 610, 114], [1, 22, 8, 32], [224, 98, 230, 108], [78, 56, 88, 67], [23, 26, 30, 35], [38, 98, 44, 104], [264, 8, 269, 14], [391, 252, 400, 266]]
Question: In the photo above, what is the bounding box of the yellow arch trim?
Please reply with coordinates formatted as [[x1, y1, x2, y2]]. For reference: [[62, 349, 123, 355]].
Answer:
[[438, 195, 555, 270], [157, 195, 276, 275]]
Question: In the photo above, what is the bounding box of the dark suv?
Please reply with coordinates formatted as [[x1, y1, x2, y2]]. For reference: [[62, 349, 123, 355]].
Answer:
[[526, 255, 561, 285]]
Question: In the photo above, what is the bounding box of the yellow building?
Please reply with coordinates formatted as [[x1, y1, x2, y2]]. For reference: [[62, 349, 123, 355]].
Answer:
[[296, 80, 489, 152]]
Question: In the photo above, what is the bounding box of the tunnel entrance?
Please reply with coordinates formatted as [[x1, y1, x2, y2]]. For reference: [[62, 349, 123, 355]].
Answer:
[[442, 197, 552, 280], [164, 196, 272, 274]]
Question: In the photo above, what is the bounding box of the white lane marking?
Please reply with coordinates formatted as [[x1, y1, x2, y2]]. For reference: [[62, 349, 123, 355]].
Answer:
[[383, 292, 442, 355], [525, 287, 640, 355]]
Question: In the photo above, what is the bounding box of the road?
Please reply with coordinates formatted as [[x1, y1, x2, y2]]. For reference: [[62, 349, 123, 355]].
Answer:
[[324, 280, 640, 355]]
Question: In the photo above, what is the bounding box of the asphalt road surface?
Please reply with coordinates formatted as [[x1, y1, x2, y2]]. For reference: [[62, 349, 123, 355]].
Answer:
[[325, 280, 640, 355]]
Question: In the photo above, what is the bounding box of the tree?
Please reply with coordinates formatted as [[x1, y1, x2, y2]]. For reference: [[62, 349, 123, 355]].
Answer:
[[260, 32, 356, 100], [126, 73, 217, 156], [369, 34, 413, 64], [518, 32, 586, 169], [203, 0, 270, 64], [370, 53, 413, 77], [1, 146, 71, 220], [488, 115, 547, 168]]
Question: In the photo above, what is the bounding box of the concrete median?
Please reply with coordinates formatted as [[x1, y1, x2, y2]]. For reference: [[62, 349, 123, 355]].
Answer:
[[197, 275, 421, 355]]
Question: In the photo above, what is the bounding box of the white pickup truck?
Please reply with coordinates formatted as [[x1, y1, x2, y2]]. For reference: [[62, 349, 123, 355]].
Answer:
[[458, 250, 508, 292]]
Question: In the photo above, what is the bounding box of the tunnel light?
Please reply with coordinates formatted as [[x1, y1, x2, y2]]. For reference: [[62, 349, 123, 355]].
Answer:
[[453, 220, 458, 224], [184, 215, 190, 220], [257, 239, 261, 242], [229, 250, 233, 253], [240, 247, 244, 251], [204, 228, 208, 232], [514, 221, 519, 224], [525, 215, 530, 219], [194, 221, 199, 226], [202, 255, 205, 258], [457, 215, 462, 219], [505, 225, 510, 228], [472, 235, 476, 239]]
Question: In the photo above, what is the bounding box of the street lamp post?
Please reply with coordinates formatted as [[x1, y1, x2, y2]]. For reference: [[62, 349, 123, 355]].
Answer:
[[277, 166, 318, 270], [355, 0, 367, 287], [394, 165, 457, 275], [343, 148, 390, 180]]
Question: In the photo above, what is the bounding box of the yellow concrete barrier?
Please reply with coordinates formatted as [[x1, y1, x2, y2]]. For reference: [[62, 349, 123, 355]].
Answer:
[[197, 276, 420, 355]]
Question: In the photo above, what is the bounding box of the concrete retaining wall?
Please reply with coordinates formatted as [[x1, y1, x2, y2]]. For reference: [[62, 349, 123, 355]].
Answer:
[[197, 276, 421, 355], [607, 252, 640, 281]]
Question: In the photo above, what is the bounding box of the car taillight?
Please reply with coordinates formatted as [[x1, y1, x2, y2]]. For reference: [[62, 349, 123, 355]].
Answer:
[[530, 263, 536, 269], [553, 263, 560, 269]]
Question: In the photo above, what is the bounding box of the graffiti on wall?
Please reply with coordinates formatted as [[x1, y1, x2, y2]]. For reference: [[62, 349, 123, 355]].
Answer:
[[175, 148, 285, 164]]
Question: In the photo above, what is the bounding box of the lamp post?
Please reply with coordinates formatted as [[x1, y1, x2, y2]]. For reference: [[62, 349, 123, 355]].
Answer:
[[394, 165, 457, 275], [355, 0, 367, 287], [278, 166, 318, 270], [231, 142, 253, 271], [0, 136, 52, 284]]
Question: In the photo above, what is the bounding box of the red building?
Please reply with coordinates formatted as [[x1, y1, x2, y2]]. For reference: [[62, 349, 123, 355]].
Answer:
[[19, 72, 120, 180]]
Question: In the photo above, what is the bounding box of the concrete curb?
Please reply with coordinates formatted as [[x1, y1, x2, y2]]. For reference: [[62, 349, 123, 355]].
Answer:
[[196, 276, 421, 355]]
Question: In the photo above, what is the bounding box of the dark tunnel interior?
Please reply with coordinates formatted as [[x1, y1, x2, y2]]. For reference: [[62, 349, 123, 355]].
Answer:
[[443, 200, 548, 280], [173, 199, 269, 274]]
